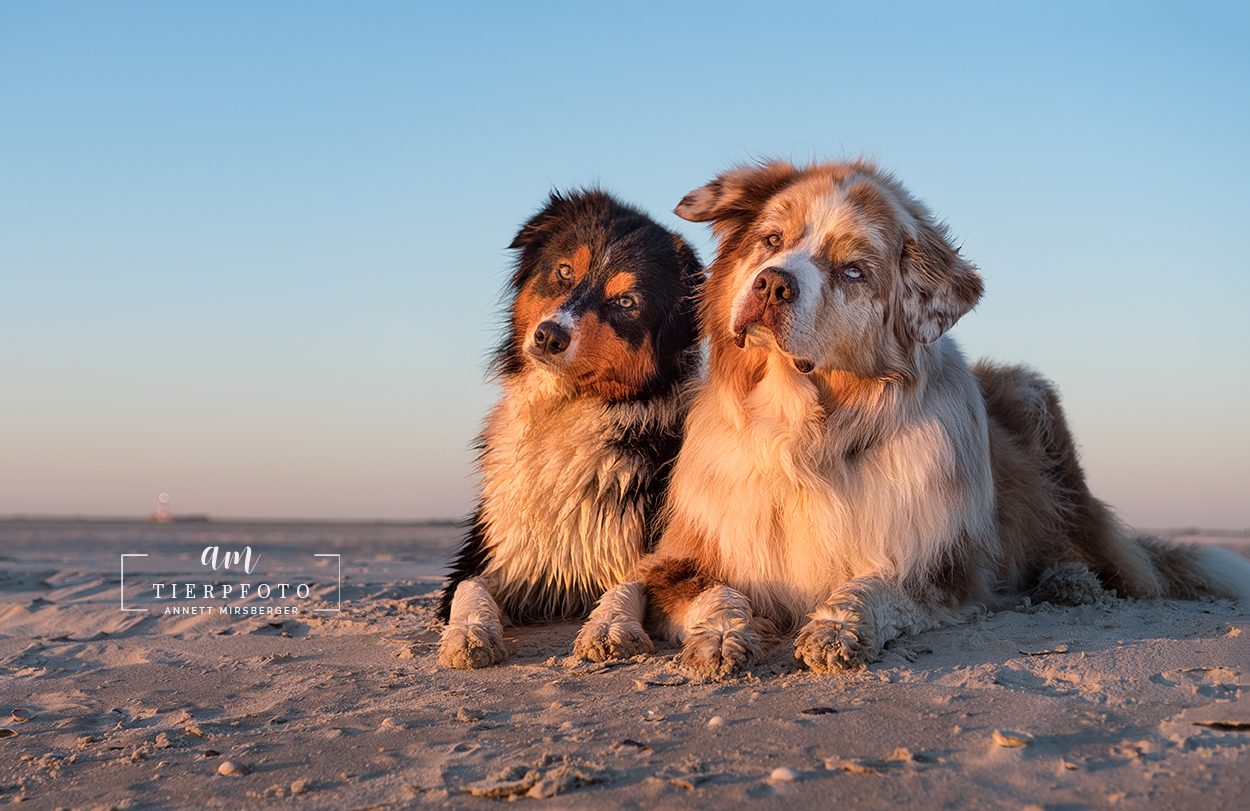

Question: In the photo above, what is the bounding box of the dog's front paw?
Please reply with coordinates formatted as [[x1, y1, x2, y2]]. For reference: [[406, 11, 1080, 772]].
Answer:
[[794, 617, 875, 672], [439, 621, 508, 669], [678, 622, 761, 680], [574, 618, 654, 662]]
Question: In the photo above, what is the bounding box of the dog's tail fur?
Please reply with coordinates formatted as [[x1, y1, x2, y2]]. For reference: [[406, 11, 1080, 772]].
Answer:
[[975, 361, 1250, 603], [1130, 535, 1250, 601]]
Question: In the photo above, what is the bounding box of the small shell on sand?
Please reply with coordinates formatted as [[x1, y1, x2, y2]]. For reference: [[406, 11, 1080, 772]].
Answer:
[[993, 730, 1033, 747], [0, 728, 17, 738], [707, 716, 726, 727], [218, 760, 251, 775], [769, 767, 800, 782], [10, 709, 33, 723], [642, 711, 666, 722]]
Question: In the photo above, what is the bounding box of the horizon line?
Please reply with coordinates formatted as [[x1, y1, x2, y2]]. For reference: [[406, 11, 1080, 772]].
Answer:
[[0, 514, 462, 527], [1, 515, 1248, 537]]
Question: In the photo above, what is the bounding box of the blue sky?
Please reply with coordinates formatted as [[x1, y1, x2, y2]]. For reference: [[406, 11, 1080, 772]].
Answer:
[[2, 1, 1247, 527]]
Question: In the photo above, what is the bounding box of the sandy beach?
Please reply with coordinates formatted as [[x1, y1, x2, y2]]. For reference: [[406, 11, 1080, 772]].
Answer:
[[1, 520, 1248, 810]]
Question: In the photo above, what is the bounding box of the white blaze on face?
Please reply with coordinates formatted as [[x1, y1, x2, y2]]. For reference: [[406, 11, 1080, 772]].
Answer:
[[728, 188, 865, 364]]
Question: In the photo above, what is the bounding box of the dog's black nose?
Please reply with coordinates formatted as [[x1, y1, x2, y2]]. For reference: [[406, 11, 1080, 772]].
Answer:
[[753, 268, 799, 306], [532, 320, 571, 355]]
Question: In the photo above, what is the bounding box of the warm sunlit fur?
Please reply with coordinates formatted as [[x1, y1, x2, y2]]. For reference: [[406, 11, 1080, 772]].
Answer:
[[437, 190, 702, 669], [582, 160, 1250, 679]]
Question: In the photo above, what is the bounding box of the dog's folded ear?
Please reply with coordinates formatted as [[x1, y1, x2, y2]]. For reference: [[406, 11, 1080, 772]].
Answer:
[[675, 162, 798, 224], [509, 191, 572, 250], [899, 221, 984, 345], [507, 192, 576, 290]]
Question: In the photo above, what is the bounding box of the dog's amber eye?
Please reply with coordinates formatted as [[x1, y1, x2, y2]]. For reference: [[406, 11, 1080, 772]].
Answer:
[[843, 267, 864, 280], [765, 234, 783, 248], [615, 294, 636, 309], [557, 264, 574, 280]]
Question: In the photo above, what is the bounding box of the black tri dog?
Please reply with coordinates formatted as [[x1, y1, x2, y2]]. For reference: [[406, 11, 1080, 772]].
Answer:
[[438, 189, 703, 668]]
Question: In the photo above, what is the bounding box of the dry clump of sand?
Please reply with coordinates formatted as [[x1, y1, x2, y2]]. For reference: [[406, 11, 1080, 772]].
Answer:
[[2, 538, 1249, 809]]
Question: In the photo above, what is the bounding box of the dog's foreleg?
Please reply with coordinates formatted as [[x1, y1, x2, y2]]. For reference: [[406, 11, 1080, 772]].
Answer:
[[573, 581, 654, 661], [675, 584, 763, 680], [795, 577, 944, 672], [438, 578, 508, 669]]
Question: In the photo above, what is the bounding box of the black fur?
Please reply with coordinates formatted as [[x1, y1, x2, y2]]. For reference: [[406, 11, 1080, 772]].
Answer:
[[609, 418, 685, 553]]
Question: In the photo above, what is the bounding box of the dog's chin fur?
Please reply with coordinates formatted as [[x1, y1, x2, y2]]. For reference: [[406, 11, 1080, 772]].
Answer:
[[618, 159, 1250, 678]]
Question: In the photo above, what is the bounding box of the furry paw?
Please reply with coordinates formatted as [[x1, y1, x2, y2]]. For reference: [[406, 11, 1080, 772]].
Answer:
[[678, 623, 762, 680], [1028, 562, 1109, 607], [573, 618, 654, 662], [794, 618, 874, 672], [439, 621, 508, 669]]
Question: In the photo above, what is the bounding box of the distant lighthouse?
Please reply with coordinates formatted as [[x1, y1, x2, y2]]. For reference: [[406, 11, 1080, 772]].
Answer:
[[152, 493, 172, 523]]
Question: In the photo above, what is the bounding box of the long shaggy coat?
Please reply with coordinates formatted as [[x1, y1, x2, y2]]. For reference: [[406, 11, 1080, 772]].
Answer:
[[577, 160, 1250, 678]]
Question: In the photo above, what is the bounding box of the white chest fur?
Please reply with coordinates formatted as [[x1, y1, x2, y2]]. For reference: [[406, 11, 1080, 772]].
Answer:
[[668, 346, 993, 624], [476, 379, 667, 620]]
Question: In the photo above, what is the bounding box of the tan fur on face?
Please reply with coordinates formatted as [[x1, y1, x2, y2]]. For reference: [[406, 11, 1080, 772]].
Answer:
[[562, 244, 593, 282], [605, 272, 637, 299], [566, 313, 658, 401], [512, 288, 558, 350]]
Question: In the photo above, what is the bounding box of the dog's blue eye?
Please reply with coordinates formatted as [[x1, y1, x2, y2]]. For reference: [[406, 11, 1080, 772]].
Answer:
[[557, 264, 573, 280], [843, 267, 863, 280]]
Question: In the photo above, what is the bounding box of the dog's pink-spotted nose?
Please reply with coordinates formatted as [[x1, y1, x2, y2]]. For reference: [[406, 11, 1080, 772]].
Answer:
[[753, 267, 799, 306]]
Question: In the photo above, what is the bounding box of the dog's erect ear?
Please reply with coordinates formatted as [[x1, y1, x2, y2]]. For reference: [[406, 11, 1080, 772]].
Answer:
[[675, 162, 798, 223], [898, 220, 983, 345]]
